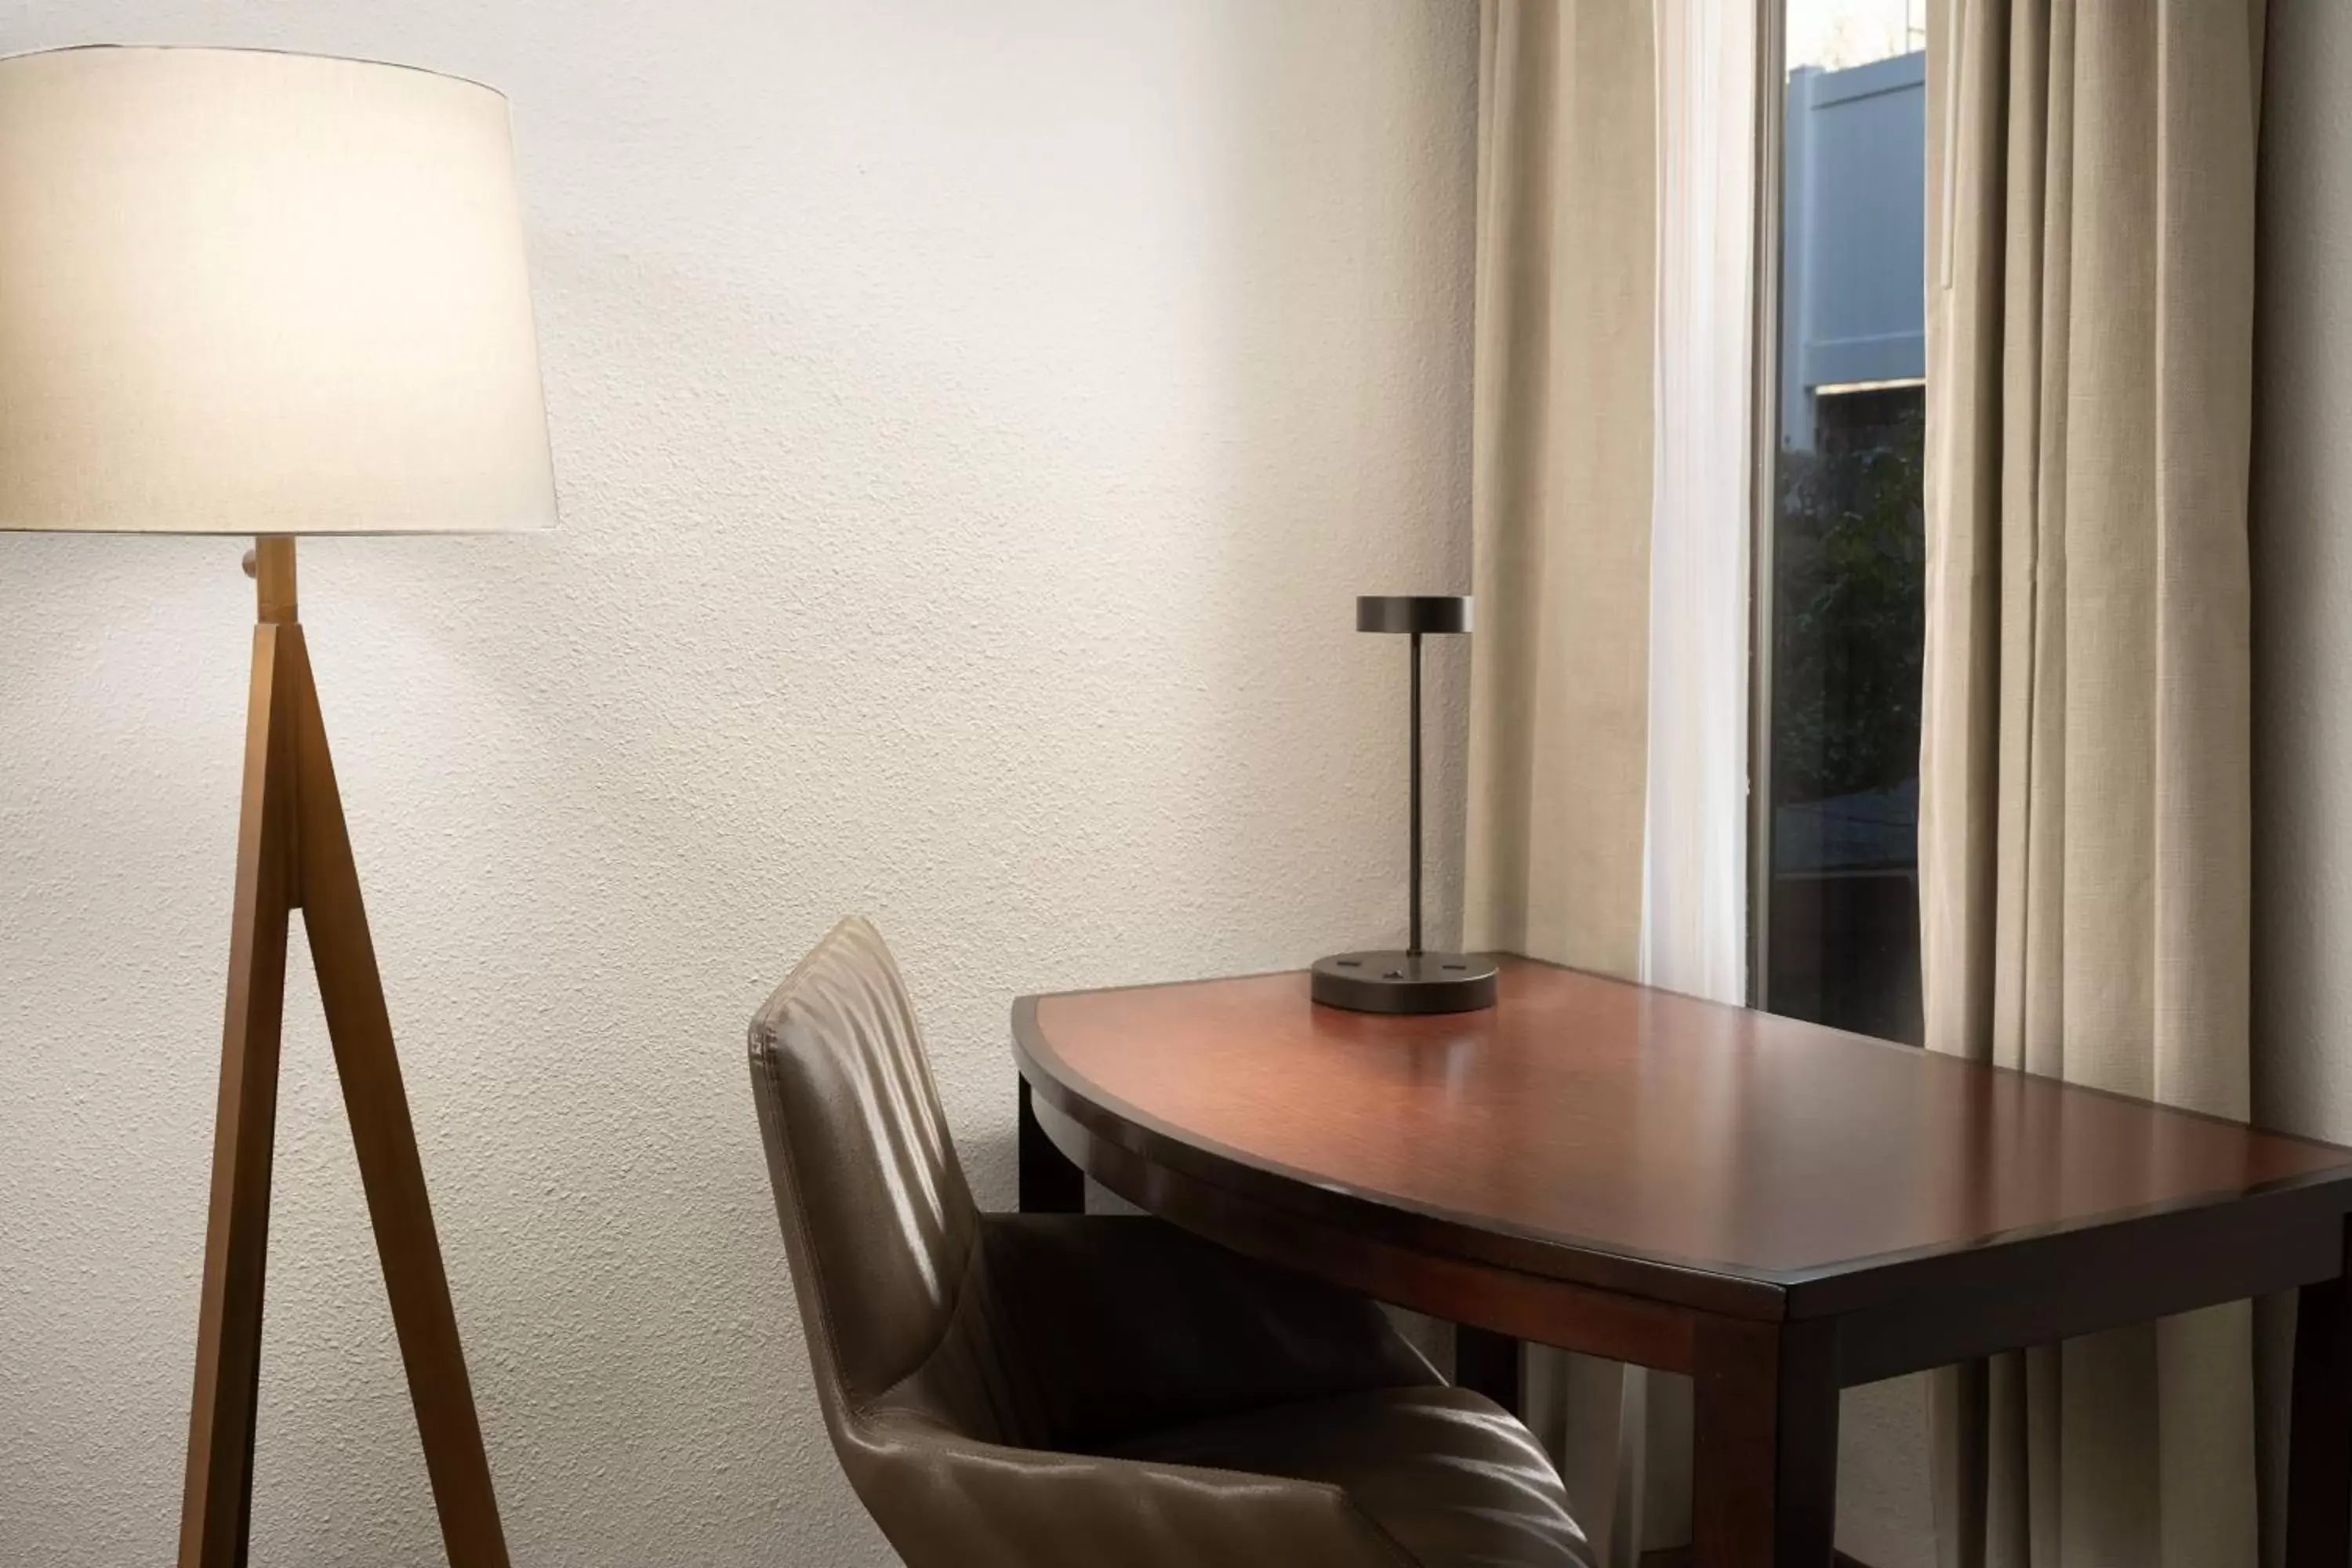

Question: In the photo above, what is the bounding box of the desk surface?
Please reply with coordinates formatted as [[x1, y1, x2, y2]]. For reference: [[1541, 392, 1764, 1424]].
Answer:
[[1015, 956, 2352, 1319]]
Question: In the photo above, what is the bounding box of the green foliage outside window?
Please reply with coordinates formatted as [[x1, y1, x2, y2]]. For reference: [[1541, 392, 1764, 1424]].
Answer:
[[1770, 390, 1926, 808]]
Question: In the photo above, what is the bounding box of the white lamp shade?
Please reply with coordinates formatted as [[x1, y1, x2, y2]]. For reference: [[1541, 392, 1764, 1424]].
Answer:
[[0, 46, 556, 535]]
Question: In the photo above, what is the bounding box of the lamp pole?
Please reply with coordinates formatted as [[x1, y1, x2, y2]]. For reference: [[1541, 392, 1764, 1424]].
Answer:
[[1310, 595, 1497, 1014], [1407, 629, 1423, 958]]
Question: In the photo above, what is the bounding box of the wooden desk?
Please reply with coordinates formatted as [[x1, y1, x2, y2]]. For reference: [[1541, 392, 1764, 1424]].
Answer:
[[1012, 956, 2352, 1568]]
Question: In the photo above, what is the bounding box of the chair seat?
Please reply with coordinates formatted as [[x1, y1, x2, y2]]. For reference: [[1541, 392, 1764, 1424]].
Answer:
[[1108, 1385, 1594, 1568]]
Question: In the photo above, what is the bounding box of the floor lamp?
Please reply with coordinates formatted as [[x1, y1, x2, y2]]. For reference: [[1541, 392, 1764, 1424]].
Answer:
[[0, 47, 556, 1568]]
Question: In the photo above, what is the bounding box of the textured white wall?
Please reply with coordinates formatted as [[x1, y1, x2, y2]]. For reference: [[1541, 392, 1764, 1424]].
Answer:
[[0, 3, 1479, 1563]]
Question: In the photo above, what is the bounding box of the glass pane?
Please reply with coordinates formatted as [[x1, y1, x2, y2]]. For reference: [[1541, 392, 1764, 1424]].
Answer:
[[1766, 0, 1928, 1044]]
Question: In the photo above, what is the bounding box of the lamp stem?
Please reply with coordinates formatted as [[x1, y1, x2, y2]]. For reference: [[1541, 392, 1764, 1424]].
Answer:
[[253, 537, 298, 625], [1408, 630, 1423, 958]]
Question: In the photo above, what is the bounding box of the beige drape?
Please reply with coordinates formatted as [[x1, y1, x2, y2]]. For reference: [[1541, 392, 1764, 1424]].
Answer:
[[1921, 2, 2266, 1565], [1465, 2, 1659, 1561], [1465, 5, 1653, 973]]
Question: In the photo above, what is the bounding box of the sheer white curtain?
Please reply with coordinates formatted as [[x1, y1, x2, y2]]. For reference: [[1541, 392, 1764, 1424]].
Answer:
[[1642, 0, 1757, 1014], [1623, 1, 1759, 1556]]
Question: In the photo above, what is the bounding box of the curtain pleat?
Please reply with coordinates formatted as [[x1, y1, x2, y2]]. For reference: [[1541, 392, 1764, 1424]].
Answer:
[[1466, 3, 1657, 1562], [1465, 0, 1655, 983], [1921, 2, 2265, 1564]]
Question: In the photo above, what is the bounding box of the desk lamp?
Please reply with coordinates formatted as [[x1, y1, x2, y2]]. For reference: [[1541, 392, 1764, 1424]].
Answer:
[[1312, 595, 1497, 1014], [0, 45, 554, 1568]]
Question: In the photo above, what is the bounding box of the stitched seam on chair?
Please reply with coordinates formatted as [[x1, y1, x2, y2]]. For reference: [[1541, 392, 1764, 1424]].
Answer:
[[753, 920, 978, 1427], [1348, 1504, 1425, 1568], [840, 919, 982, 1396], [755, 1049, 934, 1426], [752, 1036, 876, 1428], [866, 1402, 1385, 1552], [761, 1045, 981, 1430], [875, 1214, 1024, 1441], [1105, 1389, 1531, 1568]]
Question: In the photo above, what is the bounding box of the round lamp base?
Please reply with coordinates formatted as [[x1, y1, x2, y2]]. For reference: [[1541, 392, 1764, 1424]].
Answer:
[[1310, 950, 1499, 1015]]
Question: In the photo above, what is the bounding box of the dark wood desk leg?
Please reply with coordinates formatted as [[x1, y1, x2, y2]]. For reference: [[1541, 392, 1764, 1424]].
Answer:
[[2288, 1264, 2352, 1568], [1693, 1317, 1839, 1568], [1018, 1076, 1085, 1214], [1456, 1327, 1524, 1418]]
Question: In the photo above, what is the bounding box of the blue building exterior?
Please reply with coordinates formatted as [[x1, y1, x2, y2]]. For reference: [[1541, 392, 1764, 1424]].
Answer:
[[1779, 51, 1926, 452]]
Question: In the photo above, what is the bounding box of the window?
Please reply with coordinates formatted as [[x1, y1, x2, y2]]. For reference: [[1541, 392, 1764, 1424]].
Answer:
[[1759, 0, 1928, 1043]]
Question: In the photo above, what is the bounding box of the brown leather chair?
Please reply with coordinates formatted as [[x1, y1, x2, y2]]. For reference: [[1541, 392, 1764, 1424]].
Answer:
[[749, 916, 1591, 1568]]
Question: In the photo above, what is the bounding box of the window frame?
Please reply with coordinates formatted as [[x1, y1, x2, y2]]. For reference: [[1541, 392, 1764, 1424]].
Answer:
[[1744, 2, 1933, 1030], [1745, 0, 1788, 1011]]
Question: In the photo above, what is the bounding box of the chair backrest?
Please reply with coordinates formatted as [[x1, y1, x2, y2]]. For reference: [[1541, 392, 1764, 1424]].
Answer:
[[748, 916, 979, 1416]]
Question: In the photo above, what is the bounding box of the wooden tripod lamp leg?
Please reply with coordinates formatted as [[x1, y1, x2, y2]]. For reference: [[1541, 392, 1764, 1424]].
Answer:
[[179, 539, 510, 1568], [178, 615, 299, 1568], [287, 630, 511, 1567]]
